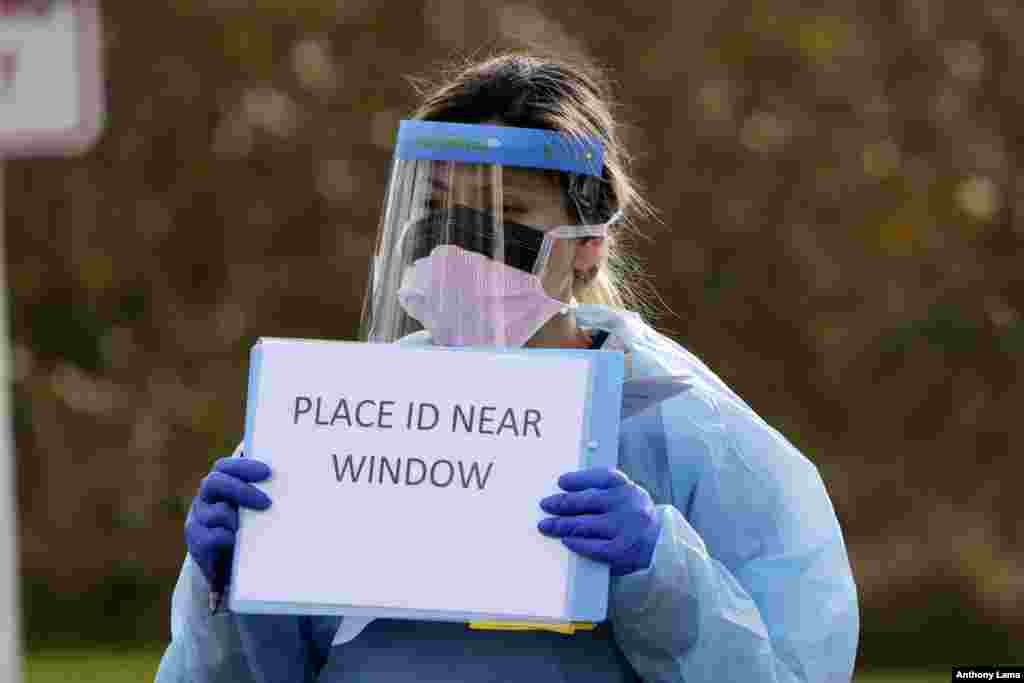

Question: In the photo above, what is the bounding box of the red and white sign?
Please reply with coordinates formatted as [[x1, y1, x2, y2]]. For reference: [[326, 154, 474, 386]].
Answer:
[[0, 0, 103, 157]]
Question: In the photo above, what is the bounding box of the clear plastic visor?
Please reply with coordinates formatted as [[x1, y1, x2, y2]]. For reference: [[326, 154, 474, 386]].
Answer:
[[361, 159, 604, 343]]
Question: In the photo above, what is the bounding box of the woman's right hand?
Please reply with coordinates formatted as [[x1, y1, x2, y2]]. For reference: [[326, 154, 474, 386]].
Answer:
[[184, 455, 272, 593]]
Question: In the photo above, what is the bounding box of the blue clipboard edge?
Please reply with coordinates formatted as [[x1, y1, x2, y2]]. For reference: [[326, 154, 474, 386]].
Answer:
[[229, 600, 580, 624], [228, 338, 625, 623], [227, 341, 264, 611], [568, 347, 624, 622]]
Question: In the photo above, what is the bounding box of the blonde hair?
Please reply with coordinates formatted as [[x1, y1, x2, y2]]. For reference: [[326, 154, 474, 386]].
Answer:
[[407, 47, 663, 322]]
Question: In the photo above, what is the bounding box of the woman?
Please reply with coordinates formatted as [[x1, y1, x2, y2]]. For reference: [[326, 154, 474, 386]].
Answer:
[[156, 51, 859, 682]]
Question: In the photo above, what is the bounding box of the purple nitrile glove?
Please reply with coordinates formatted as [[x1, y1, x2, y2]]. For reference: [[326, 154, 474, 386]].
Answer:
[[184, 455, 272, 603], [538, 467, 661, 577]]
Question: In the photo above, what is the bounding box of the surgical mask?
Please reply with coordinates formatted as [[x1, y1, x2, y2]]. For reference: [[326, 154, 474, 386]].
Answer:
[[395, 207, 618, 347], [397, 244, 573, 347]]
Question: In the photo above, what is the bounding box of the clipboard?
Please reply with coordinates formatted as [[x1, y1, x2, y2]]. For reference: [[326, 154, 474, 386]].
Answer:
[[228, 338, 625, 626]]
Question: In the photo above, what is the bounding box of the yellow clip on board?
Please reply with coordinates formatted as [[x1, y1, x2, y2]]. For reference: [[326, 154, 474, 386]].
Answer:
[[468, 622, 597, 635]]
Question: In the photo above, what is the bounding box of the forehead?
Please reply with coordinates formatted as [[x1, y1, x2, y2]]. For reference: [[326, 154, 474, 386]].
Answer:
[[428, 161, 563, 195]]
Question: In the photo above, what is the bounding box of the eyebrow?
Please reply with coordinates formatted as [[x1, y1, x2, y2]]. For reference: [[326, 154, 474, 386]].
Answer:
[[428, 181, 544, 208]]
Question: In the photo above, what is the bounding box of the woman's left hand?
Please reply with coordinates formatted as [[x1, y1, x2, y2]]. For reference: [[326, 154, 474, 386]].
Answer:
[[538, 467, 661, 577]]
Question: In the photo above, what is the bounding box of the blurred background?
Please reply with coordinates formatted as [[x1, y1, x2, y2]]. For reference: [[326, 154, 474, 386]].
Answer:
[[5, 0, 1022, 679]]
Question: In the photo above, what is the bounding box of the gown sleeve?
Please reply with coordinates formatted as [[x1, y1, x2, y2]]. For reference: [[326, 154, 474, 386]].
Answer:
[[155, 440, 322, 682], [154, 552, 322, 682], [608, 389, 860, 683]]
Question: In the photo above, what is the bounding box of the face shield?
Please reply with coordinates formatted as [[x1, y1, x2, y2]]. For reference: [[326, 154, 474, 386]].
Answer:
[[360, 120, 620, 347]]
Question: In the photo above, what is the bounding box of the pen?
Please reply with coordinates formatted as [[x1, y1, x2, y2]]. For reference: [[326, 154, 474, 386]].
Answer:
[[210, 447, 243, 616], [209, 589, 224, 616]]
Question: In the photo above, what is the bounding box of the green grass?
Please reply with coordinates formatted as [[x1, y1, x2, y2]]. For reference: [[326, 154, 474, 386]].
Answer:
[[24, 648, 165, 682], [856, 672, 946, 682], [21, 649, 947, 682]]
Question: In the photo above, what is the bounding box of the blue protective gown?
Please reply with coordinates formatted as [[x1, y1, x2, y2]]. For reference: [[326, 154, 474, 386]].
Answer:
[[155, 304, 859, 682]]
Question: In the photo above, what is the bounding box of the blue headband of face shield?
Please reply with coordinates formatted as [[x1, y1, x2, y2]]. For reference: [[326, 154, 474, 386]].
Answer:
[[393, 120, 606, 177]]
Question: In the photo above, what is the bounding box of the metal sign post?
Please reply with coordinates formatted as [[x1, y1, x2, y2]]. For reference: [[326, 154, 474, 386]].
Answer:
[[0, 154, 17, 683], [1, 2, 104, 680]]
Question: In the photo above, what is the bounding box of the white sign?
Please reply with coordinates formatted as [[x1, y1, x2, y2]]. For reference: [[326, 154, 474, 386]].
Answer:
[[231, 339, 601, 622], [0, 0, 103, 156]]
